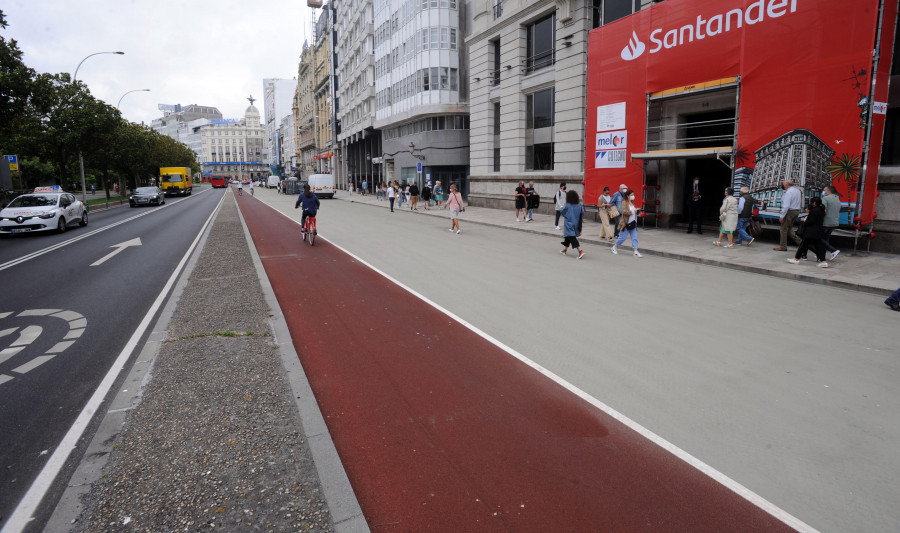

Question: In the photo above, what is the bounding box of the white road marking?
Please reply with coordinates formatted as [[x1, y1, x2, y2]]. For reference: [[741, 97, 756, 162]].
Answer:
[[0, 192, 226, 533], [89, 237, 142, 267], [267, 207, 817, 533], [0, 326, 42, 364], [12, 355, 55, 374], [0, 190, 206, 272]]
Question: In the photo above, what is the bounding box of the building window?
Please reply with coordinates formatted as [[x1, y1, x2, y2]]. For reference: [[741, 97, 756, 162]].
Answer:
[[493, 0, 502, 19], [493, 101, 501, 136], [526, 88, 554, 171], [526, 14, 555, 73], [493, 101, 501, 172], [491, 40, 501, 86], [593, 0, 640, 28]]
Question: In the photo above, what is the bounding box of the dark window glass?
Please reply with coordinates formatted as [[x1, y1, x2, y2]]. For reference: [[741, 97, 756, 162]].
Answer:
[[492, 40, 501, 85], [881, 107, 900, 164], [527, 14, 555, 72], [532, 143, 554, 170], [533, 88, 554, 129], [493, 102, 501, 135], [494, 148, 501, 171], [603, 0, 635, 24]]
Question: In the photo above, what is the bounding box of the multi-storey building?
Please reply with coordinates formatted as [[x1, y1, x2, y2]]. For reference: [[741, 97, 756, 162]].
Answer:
[[374, 0, 469, 192], [151, 103, 223, 162], [465, 0, 657, 211], [263, 78, 298, 175], [332, 0, 381, 191], [296, 43, 318, 177], [198, 99, 268, 181], [313, 8, 335, 174]]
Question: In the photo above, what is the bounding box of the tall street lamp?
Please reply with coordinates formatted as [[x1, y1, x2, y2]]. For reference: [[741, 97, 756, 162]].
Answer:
[[117, 88, 150, 110], [73, 51, 124, 203]]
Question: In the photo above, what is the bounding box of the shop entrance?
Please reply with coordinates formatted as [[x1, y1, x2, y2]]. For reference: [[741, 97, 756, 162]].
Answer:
[[633, 80, 739, 228]]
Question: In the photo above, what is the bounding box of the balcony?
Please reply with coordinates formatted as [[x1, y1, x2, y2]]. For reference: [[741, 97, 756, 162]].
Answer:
[[492, 0, 502, 19]]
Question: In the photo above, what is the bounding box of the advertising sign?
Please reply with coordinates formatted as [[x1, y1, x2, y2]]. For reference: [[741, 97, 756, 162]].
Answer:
[[585, 0, 896, 223]]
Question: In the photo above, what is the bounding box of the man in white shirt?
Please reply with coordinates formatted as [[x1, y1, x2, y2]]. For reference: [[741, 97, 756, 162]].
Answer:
[[774, 179, 803, 251]]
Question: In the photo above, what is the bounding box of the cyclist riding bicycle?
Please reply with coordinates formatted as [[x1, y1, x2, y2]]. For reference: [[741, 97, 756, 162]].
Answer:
[[294, 184, 320, 233], [237, 181, 243, 195]]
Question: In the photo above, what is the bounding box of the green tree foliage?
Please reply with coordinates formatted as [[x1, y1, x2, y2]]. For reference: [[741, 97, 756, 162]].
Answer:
[[1, 9, 197, 192]]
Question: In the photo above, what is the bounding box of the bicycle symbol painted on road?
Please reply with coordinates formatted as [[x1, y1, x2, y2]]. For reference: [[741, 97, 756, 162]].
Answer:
[[0, 309, 86, 386]]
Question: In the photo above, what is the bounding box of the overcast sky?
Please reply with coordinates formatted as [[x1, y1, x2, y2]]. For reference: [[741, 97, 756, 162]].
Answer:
[[3, 0, 315, 126]]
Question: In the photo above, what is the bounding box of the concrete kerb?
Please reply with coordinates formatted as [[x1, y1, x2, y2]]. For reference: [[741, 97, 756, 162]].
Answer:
[[234, 199, 370, 533], [338, 194, 892, 297]]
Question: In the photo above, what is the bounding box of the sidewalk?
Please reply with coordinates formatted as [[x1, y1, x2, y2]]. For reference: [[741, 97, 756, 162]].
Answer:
[[337, 190, 899, 296]]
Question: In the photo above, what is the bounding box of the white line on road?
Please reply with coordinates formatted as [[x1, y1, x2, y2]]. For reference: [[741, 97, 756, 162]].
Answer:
[[265, 206, 818, 533], [0, 191, 205, 272], [0, 193, 226, 533]]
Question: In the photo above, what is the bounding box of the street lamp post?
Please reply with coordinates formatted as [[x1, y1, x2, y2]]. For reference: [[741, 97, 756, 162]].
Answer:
[[117, 88, 150, 110], [73, 51, 124, 204]]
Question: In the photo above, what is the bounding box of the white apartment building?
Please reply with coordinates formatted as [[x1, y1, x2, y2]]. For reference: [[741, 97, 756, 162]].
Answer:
[[151, 103, 223, 162], [280, 113, 298, 174], [374, 0, 469, 191], [263, 78, 299, 174], [198, 100, 268, 181], [332, 0, 381, 191], [465, 0, 655, 211]]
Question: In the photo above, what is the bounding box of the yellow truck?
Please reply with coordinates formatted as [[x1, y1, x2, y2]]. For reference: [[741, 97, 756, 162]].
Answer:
[[159, 167, 193, 196]]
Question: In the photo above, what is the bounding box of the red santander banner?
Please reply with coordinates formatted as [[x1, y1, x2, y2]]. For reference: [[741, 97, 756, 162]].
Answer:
[[585, 0, 896, 224]]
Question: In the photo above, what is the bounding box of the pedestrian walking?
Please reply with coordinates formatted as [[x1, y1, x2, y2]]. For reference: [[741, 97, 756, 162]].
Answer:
[[525, 181, 537, 222], [686, 177, 703, 234], [774, 179, 803, 251], [409, 181, 420, 210], [397, 182, 405, 209], [787, 196, 828, 267], [554, 183, 567, 230], [404, 182, 411, 206], [611, 183, 627, 238], [611, 189, 642, 257], [387, 180, 396, 212], [434, 181, 444, 207], [444, 183, 464, 234], [249, 180, 255, 196], [362, 179, 368, 196], [821, 185, 841, 261], [348, 182, 355, 195], [91, 184, 96, 195], [734, 186, 757, 246], [598, 186, 615, 241], [514, 181, 527, 221], [559, 190, 586, 259], [713, 187, 739, 248], [885, 287, 900, 311], [421, 181, 432, 209]]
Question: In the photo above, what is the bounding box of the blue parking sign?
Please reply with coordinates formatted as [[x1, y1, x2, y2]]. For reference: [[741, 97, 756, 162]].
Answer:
[[417, 162, 422, 172], [4, 155, 17, 164]]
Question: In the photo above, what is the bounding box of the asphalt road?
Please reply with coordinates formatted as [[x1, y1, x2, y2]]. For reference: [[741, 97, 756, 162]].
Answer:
[[0, 187, 225, 528], [254, 192, 899, 532]]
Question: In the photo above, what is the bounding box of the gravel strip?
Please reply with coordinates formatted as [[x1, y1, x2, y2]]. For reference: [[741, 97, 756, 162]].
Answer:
[[72, 196, 334, 532]]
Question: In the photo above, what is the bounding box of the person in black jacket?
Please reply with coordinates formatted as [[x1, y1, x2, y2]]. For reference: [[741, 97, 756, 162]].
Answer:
[[787, 196, 828, 268]]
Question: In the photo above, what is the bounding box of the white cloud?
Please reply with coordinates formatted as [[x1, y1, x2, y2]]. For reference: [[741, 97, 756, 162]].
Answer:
[[3, 0, 314, 125]]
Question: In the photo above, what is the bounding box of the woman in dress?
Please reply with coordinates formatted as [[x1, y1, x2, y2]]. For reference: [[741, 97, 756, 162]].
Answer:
[[714, 187, 739, 248], [598, 186, 615, 241]]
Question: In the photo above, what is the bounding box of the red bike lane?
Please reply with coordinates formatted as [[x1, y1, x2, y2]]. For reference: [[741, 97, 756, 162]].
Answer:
[[237, 195, 800, 532]]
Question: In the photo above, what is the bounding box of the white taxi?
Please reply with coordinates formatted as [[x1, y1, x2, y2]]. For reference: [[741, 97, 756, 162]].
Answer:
[[0, 187, 88, 235]]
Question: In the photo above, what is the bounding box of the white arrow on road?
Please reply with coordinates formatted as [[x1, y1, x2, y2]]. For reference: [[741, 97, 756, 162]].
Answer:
[[91, 237, 142, 266]]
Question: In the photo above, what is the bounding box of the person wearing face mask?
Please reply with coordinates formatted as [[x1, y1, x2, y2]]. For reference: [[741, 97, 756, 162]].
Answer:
[[686, 177, 703, 234], [610, 183, 627, 238], [611, 189, 642, 257]]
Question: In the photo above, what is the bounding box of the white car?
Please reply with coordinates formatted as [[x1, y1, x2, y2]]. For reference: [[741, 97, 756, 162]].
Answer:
[[0, 190, 88, 235]]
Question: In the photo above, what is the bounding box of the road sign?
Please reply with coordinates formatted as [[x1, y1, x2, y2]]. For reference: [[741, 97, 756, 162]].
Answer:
[[417, 162, 422, 172], [4, 155, 17, 171]]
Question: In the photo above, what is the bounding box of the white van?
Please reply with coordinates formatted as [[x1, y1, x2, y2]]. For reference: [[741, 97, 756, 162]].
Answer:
[[266, 175, 281, 189], [308, 173, 335, 198]]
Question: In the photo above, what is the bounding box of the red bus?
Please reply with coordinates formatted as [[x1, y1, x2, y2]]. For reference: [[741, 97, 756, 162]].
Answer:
[[210, 175, 227, 188]]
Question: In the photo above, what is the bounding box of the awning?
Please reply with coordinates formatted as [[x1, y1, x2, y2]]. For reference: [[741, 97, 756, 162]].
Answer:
[[630, 147, 733, 160]]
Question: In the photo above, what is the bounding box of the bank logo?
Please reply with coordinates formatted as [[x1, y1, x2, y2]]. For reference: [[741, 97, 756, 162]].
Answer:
[[620, 31, 646, 61]]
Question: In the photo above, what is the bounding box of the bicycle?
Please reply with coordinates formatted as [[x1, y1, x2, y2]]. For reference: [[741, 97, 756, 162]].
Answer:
[[301, 214, 317, 246]]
